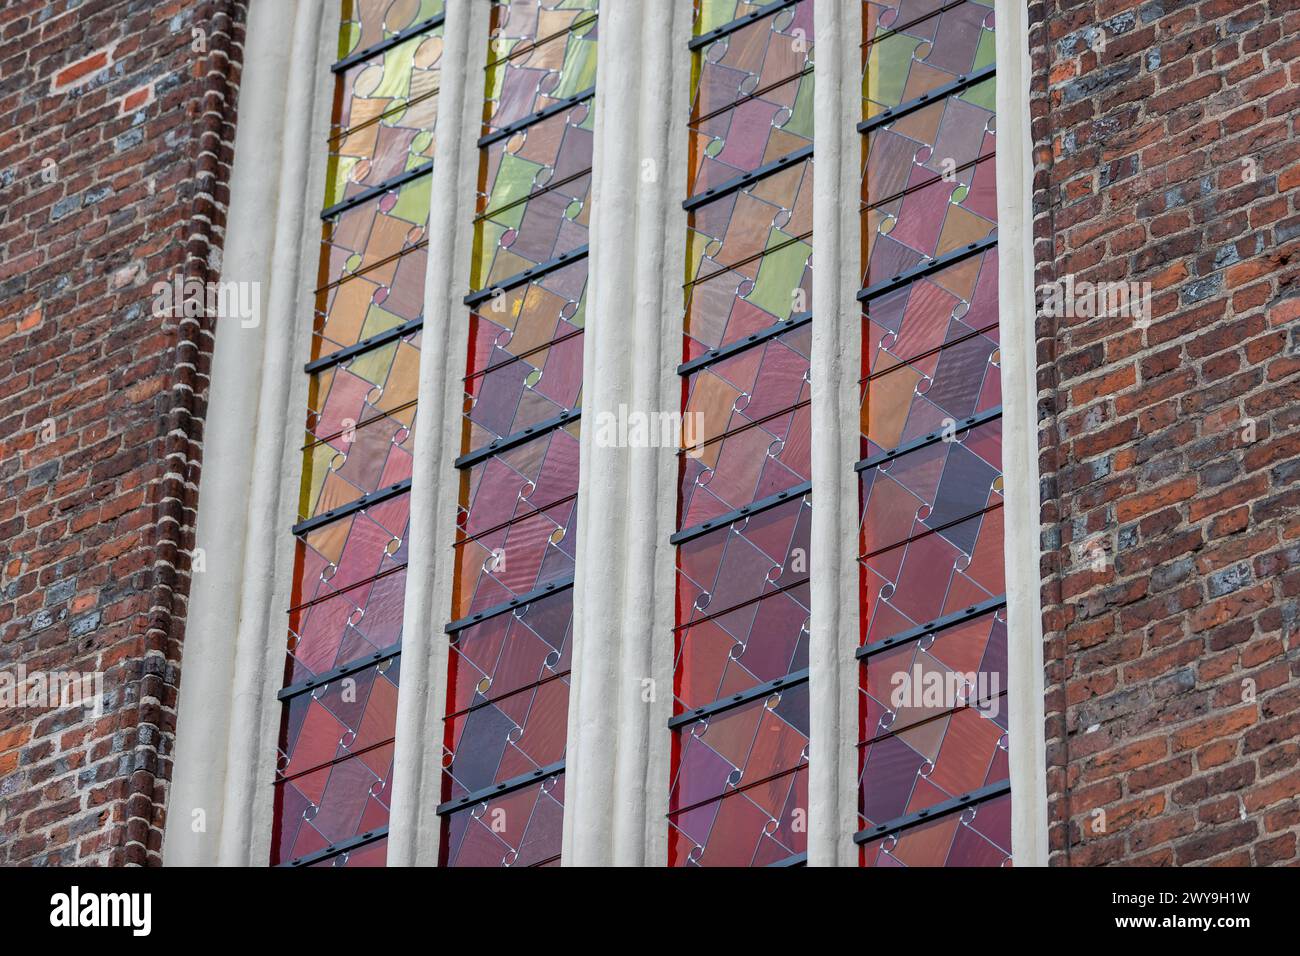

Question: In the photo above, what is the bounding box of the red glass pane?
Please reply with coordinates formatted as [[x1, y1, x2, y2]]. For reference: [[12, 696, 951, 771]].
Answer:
[[287, 567, 407, 685], [669, 686, 809, 866], [437, 1, 596, 864], [441, 774, 565, 867], [273, 657, 399, 865], [859, 0, 1005, 866], [859, 789, 1011, 867]]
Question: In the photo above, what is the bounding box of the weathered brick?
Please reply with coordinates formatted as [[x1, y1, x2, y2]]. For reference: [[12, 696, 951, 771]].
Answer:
[[0, 2, 245, 867]]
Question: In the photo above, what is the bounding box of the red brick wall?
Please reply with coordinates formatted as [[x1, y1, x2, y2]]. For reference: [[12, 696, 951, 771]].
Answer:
[[0, 0, 244, 865], [1030, 0, 1300, 864]]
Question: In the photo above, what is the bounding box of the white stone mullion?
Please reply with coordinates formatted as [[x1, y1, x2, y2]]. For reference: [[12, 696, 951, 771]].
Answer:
[[165, 0, 325, 868], [807, 0, 863, 867], [218, 0, 336, 868], [387, 0, 489, 867], [562, 0, 688, 866], [995, 0, 1050, 868]]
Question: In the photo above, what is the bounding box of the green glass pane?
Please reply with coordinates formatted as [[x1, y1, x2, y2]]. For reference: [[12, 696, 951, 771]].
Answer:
[[959, 76, 996, 111], [864, 34, 923, 110], [748, 230, 810, 320]]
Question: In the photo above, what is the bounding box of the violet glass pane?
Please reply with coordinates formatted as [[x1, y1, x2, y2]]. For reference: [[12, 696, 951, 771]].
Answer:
[[323, 177, 431, 288], [460, 427, 580, 540], [860, 498, 1004, 647], [681, 326, 812, 528], [669, 686, 809, 866], [677, 493, 811, 629], [442, 774, 565, 867], [441, 670, 568, 803], [860, 607, 1007, 737], [675, 589, 809, 712], [689, 0, 814, 192], [474, 107, 593, 290], [448, 588, 572, 714], [862, 95, 995, 209], [859, 311, 1001, 456], [859, 789, 1011, 867], [858, 614, 1009, 830], [485, 11, 597, 133], [687, 158, 812, 282], [273, 656, 400, 864], [287, 567, 407, 685], [339, 0, 446, 62], [863, 244, 999, 377], [452, 429, 580, 621], [859, 416, 1002, 558], [295, 488, 410, 596], [863, 0, 994, 119]]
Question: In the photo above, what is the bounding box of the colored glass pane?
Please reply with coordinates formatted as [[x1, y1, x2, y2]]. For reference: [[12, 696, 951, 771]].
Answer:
[[858, 0, 1007, 864], [438, 0, 597, 866], [272, 656, 400, 864], [275, 0, 448, 869], [339, 0, 446, 61], [672, 0, 814, 867], [689, 1, 814, 192]]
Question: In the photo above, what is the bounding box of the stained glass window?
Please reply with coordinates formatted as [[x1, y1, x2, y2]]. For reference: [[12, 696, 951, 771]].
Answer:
[[270, 0, 446, 868], [437, 0, 597, 868], [857, 0, 1011, 867], [669, 0, 814, 868]]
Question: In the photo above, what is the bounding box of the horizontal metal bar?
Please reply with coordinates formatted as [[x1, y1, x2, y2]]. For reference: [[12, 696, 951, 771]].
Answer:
[[278, 643, 402, 702], [321, 160, 433, 220], [669, 669, 808, 730], [770, 851, 807, 867], [476, 168, 591, 226], [291, 479, 411, 538], [860, 500, 1000, 563], [332, 13, 445, 74], [478, 87, 596, 148], [445, 576, 574, 635], [687, 229, 812, 293], [464, 245, 589, 308], [454, 409, 580, 470], [282, 826, 389, 867], [437, 761, 565, 816], [485, 13, 598, 70], [689, 0, 800, 51], [858, 234, 997, 303], [854, 780, 1011, 844], [678, 312, 811, 376], [855, 406, 1002, 472], [694, 65, 811, 128], [671, 480, 811, 545], [305, 317, 424, 375], [858, 64, 997, 136], [683, 145, 813, 212], [864, 149, 995, 213], [857, 595, 1007, 661]]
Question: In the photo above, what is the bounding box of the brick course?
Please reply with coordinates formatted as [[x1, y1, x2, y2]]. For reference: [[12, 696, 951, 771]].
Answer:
[[1030, 0, 1300, 865], [0, 0, 244, 865]]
